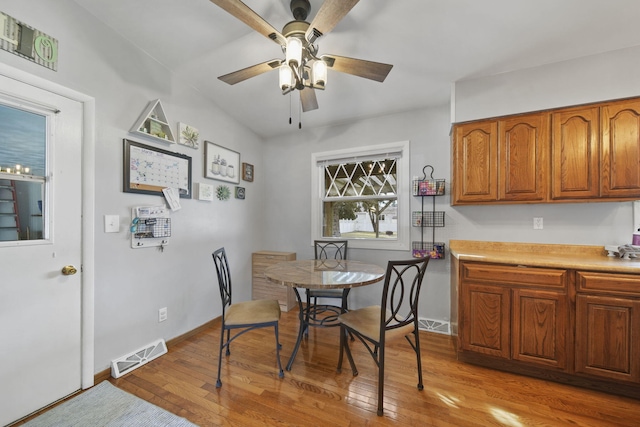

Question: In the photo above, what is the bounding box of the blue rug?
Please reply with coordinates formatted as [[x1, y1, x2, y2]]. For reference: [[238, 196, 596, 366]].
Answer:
[[22, 381, 197, 426]]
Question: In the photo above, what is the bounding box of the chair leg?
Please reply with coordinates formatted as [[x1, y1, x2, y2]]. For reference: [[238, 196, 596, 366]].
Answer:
[[414, 328, 424, 391], [337, 324, 345, 373], [274, 323, 284, 379], [304, 291, 311, 337], [216, 324, 226, 388], [377, 343, 385, 416], [225, 329, 231, 356], [342, 327, 358, 376]]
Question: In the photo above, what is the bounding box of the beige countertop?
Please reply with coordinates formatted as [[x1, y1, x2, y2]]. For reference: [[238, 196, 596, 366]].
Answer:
[[449, 240, 640, 274]]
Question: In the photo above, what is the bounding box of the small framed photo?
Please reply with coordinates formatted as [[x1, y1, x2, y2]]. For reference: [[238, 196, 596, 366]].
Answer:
[[242, 162, 254, 182], [205, 141, 240, 184], [177, 122, 200, 149], [197, 183, 214, 201], [235, 187, 246, 200]]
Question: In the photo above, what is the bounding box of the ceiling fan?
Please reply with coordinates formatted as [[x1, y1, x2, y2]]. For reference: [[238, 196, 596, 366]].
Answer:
[[210, 0, 393, 114]]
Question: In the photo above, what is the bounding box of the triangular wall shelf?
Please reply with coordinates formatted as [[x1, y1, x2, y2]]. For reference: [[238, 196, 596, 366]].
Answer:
[[130, 99, 176, 143]]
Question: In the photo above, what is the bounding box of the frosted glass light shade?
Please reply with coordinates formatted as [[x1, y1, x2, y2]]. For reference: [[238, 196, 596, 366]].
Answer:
[[279, 65, 293, 90], [285, 37, 303, 66], [312, 60, 327, 88]]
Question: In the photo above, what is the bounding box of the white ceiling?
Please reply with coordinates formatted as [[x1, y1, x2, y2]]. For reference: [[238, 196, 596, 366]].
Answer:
[[73, 0, 640, 139]]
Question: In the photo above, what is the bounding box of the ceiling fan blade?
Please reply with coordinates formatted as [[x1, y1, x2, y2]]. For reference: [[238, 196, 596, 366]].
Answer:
[[306, 0, 360, 43], [218, 59, 282, 85], [321, 54, 393, 82], [209, 0, 286, 46], [300, 87, 319, 112]]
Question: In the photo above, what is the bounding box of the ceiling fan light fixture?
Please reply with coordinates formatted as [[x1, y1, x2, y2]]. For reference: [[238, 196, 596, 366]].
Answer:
[[279, 65, 294, 92], [285, 37, 303, 67], [311, 60, 327, 89]]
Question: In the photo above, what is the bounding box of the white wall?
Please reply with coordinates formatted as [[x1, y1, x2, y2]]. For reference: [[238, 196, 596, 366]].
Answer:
[[1, 0, 266, 372], [454, 45, 640, 122]]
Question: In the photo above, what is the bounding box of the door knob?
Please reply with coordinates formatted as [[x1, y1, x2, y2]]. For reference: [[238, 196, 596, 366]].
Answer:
[[61, 265, 78, 275]]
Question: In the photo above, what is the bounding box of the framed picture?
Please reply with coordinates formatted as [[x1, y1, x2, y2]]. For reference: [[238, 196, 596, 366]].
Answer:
[[177, 122, 200, 149], [235, 186, 245, 199], [204, 141, 240, 184], [123, 139, 192, 198], [242, 162, 254, 182], [197, 183, 214, 201]]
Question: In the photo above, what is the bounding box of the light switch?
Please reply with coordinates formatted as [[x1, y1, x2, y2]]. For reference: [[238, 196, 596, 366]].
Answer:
[[104, 215, 120, 233]]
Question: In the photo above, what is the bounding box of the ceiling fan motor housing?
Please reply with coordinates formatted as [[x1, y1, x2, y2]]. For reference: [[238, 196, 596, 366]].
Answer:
[[290, 0, 311, 21]]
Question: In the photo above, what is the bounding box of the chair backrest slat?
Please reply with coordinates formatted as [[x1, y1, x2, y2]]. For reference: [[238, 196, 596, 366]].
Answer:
[[380, 257, 429, 334], [314, 240, 348, 260], [212, 248, 232, 309]]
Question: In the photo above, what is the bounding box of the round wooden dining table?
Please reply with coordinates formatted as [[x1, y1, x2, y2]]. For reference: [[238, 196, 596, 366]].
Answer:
[[264, 259, 385, 370]]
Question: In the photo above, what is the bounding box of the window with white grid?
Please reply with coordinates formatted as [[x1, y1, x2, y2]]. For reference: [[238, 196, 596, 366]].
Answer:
[[311, 141, 410, 251]]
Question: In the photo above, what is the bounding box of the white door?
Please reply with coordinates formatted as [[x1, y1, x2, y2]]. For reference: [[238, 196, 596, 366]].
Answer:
[[0, 74, 83, 426]]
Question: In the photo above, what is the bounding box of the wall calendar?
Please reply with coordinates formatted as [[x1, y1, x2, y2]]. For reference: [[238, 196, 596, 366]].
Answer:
[[123, 139, 192, 198]]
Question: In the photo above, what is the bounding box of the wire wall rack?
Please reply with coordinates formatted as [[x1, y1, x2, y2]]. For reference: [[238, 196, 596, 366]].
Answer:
[[412, 165, 446, 259]]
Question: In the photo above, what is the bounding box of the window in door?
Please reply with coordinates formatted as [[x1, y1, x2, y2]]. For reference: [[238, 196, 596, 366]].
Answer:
[[0, 101, 48, 242]]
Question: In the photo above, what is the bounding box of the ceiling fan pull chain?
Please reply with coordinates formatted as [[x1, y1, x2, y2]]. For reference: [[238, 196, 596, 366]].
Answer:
[[289, 91, 292, 125], [299, 97, 302, 129]]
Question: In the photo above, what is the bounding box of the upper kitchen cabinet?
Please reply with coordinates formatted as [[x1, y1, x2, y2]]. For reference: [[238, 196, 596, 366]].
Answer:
[[498, 113, 549, 202], [452, 113, 548, 205], [452, 96, 640, 205], [452, 121, 498, 204], [601, 99, 640, 198], [551, 106, 600, 200]]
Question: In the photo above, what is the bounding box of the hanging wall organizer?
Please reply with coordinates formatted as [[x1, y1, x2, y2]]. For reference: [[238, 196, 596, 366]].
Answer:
[[412, 165, 445, 259]]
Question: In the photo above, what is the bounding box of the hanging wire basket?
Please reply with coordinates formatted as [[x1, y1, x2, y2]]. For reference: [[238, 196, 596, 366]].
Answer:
[[412, 211, 445, 227], [412, 241, 445, 259], [412, 178, 445, 196]]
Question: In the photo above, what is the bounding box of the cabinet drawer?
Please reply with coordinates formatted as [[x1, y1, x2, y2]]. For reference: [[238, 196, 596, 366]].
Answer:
[[462, 263, 567, 289], [576, 271, 640, 296]]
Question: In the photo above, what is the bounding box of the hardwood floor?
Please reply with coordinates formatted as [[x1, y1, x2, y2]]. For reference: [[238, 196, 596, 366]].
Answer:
[[20, 309, 640, 426]]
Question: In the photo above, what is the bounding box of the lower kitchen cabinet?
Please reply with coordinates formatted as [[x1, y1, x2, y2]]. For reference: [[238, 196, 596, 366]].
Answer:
[[512, 288, 568, 370], [451, 241, 640, 397], [458, 262, 569, 371], [575, 271, 640, 383]]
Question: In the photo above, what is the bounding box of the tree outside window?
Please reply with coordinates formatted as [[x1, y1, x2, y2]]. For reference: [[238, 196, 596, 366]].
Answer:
[[322, 158, 398, 240]]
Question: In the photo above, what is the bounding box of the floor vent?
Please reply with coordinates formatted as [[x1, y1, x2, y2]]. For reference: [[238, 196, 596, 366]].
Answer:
[[110, 338, 167, 378], [418, 318, 450, 335]]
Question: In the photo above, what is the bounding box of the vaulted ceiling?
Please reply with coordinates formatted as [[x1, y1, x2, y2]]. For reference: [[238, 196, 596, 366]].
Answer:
[[73, 0, 640, 139]]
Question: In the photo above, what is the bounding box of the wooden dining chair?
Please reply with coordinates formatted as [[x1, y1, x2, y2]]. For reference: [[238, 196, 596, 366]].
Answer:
[[212, 247, 284, 387], [337, 256, 429, 416], [305, 240, 349, 333]]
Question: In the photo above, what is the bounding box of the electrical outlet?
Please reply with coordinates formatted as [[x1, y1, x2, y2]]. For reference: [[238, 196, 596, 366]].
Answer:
[[533, 217, 543, 230], [158, 307, 167, 322]]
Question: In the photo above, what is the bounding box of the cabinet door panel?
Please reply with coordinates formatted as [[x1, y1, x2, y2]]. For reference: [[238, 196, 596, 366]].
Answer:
[[512, 289, 568, 370], [575, 294, 640, 382], [453, 121, 498, 204], [460, 283, 510, 358], [551, 107, 600, 199], [601, 100, 640, 198], [498, 113, 549, 201]]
